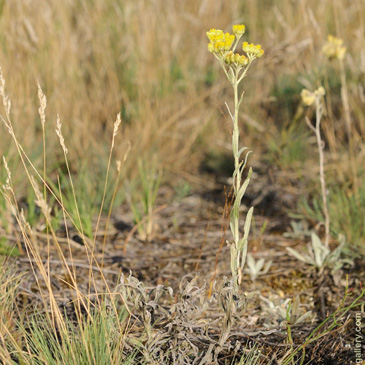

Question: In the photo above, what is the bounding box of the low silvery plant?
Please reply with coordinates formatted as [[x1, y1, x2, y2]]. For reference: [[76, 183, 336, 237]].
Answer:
[[260, 294, 314, 328], [283, 220, 313, 239], [115, 273, 210, 363], [115, 273, 253, 364], [244, 253, 272, 281], [286, 233, 353, 274], [285, 296, 315, 348], [285, 296, 314, 327]]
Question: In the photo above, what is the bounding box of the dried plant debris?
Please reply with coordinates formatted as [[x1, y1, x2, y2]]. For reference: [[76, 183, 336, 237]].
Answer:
[[115, 273, 266, 364]]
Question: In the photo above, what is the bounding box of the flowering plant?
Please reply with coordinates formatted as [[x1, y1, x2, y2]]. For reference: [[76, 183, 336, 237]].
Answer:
[[207, 25, 264, 293]]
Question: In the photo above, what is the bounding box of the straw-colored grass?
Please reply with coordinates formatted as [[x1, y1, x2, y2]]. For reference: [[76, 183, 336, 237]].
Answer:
[[0, 0, 363, 185]]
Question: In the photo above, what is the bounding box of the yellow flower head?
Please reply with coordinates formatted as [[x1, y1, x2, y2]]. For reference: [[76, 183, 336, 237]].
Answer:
[[301, 87, 325, 106], [314, 86, 325, 97], [242, 42, 264, 58], [224, 51, 248, 66], [232, 24, 245, 36], [301, 89, 316, 106], [207, 28, 235, 53], [206, 28, 225, 43], [322, 35, 346, 60]]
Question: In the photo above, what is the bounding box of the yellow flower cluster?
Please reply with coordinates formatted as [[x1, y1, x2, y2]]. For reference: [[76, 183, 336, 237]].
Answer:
[[224, 51, 248, 66], [242, 42, 264, 58], [207, 29, 235, 53], [301, 87, 325, 106], [322, 35, 346, 60], [232, 24, 245, 36], [206, 24, 264, 64]]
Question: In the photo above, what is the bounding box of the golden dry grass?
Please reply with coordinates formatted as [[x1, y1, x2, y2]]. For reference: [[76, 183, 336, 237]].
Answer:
[[0, 0, 363, 185]]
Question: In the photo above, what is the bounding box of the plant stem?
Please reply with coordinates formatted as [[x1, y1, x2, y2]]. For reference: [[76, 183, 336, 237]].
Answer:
[[230, 73, 242, 293], [315, 99, 330, 248], [229, 64, 252, 292], [233, 78, 240, 243], [213, 47, 256, 293]]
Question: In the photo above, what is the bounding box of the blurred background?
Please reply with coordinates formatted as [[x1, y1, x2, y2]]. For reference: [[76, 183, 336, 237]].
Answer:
[[0, 0, 364, 250]]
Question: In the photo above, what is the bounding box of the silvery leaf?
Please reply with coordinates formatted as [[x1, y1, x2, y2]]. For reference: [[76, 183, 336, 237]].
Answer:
[[286, 247, 315, 265], [262, 260, 272, 274], [311, 232, 329, 267], [294, 311, 313, 325]]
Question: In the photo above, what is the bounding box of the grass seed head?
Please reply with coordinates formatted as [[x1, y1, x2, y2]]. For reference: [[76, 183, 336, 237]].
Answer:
[[37, 83, 47, 128]]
